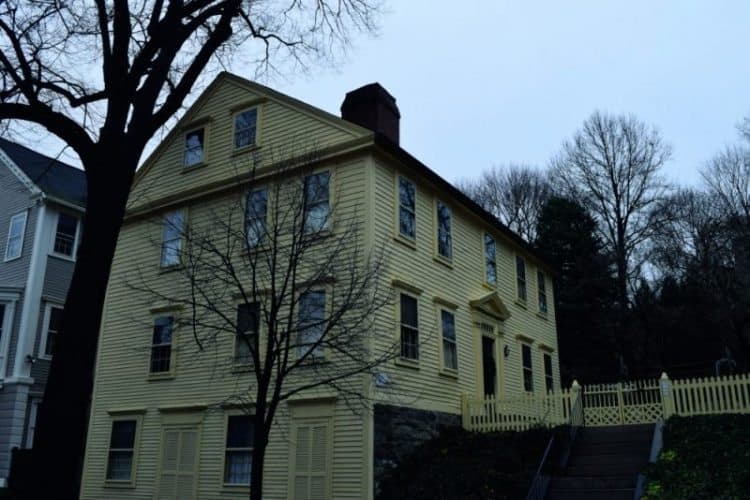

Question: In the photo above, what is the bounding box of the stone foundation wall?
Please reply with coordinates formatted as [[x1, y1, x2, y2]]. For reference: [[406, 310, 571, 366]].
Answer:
[[373, 404, 461, 494]]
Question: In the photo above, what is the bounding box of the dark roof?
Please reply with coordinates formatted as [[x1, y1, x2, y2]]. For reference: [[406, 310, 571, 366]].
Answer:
[[372, 133, 554, 274], [0, 137, 87, 207]]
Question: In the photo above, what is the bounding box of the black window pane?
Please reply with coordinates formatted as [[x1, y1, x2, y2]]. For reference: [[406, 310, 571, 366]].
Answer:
[[441, 310, 455, 341], [522, 344, 532, 368], [54, 214, 77, 255], [237, 303, 259, 335], [516, 256, 525, 279], [109, 420, 136, 448], [304, 172, 330, 205], [399, 208, 415, 238], [227, 415, 254, 448], [400, 294, 417, 327], [152, 317, 173, 344], [544, 354, 553, 375], [150, 345, 171, 372], [48, 307, 62, 331], [399, 178, 415, 210]]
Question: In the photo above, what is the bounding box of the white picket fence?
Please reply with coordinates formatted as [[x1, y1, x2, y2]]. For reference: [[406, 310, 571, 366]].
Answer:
[[462, 372, 750, 432]]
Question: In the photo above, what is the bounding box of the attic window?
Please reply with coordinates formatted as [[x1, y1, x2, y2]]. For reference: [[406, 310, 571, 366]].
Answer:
[[234, 108, 258, 149], [183, 128, 205, 167]]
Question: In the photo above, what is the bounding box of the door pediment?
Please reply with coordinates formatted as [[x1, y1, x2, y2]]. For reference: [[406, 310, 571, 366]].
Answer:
[[469, 292, 511, 321]]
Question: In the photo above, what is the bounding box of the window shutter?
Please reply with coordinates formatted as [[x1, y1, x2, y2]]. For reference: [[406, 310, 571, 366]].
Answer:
[[158, 428, 198, 500], [292, 421, 330, 500]]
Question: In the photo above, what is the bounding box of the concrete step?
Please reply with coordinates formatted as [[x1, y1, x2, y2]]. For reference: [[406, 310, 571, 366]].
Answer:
[[568, 453, 649, 468], [546, 488, 634, 500], [566, 460, 646, 477], [573, 440, 652, 456], [549, 476, 636, 490]]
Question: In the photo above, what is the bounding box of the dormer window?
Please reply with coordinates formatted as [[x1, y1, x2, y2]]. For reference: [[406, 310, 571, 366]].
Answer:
[[234, 108, 258, 149], [53, 213, 78, 257], [184, 128, 205, 167]]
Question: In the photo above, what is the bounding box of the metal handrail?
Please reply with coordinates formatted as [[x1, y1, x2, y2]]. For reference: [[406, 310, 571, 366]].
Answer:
[[525, 435, 554, 500]]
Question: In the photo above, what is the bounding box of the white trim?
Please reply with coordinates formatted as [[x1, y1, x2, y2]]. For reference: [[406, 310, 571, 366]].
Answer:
[[0, 293, 20, 379], [38, 302, 63, 360], [50, 211, 80, 260], [25, 397, 39, 448], [13, 204, 50, 378], [4, 210, 28, 261], [0, 145, 42, 196]]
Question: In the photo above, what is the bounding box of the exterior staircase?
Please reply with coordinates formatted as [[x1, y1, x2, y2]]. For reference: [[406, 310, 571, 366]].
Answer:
[[546, 424, 653, 500]]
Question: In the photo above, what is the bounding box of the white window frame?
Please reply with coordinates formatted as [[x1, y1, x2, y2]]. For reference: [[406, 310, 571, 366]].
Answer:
[[233, 107, 259, 150], [438, 307, 458, 372], [183, 126, 206, 167], [516, 255, 527, 303], [302, 170, 331, 235], [522, 343, 534, 392], [0, 295, 19, 379], [397, 176, 417, 241], [51, 212, 80, 259], [537, 270, 548, 314], [4, 211, 28, 261], [484, 233, 497, 286], [435, 200, 452, 261], [223, 413, 254, 486], [245, 187, 268, 248], [104, 415, 142, 486], [39, 303, 63, 360], [160, 209, 185, 268]]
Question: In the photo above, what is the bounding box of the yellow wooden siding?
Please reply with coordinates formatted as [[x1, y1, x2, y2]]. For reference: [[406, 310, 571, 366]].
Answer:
[[128, 78, 367, 214], [368, 155, 560, 415]]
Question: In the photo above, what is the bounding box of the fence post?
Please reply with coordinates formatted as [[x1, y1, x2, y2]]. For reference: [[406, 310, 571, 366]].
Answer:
[[571, 380, 582, 427], [660, 372, 675, 419]]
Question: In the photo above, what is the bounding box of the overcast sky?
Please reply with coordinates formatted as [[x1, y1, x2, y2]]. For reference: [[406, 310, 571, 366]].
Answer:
[[267, 0, 750, 187]]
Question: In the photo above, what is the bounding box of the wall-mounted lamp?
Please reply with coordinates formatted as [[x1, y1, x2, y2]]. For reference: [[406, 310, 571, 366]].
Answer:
[[503, 345, 510, 358], [25, 354, 36, 364]]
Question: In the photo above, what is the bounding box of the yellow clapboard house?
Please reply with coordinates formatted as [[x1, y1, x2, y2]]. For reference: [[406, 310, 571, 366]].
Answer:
[[80, 72, 560, 500]]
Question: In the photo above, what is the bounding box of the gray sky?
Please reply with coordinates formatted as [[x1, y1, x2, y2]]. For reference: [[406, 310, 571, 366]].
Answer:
[[269, 0, 750, 187]]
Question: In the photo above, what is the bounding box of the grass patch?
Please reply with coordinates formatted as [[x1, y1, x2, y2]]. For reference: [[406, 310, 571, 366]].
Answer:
[[643, 414, 750, 499], [376, 426, 558, 500]]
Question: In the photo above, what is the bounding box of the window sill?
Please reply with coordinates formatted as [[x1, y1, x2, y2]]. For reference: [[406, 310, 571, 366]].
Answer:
[[433, 255, 453, 269], [393, 234, 416, 250], [147, 373, 175, 382], [231, 144, 261, 157], [158, 264, 184, 274], [104, 480, 136, 489], [49, 252, 76, 263], [231, 363, 255, 374], [536, 311, 549, 320], [514, 299, 527, 309], [222, 483, 251, 490], [481, 282, 497, 292], [394, 357, 419, 370], [439, 368, 459, 380], [37, 355, 52, 362], [3, 255, 21, 263]]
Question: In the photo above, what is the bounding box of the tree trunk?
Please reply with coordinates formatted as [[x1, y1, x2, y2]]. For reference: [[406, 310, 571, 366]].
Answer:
[[250, 425, 268, 500], [25, 150, 136, 500]]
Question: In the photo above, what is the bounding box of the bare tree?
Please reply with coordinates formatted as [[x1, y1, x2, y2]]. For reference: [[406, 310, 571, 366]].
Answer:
[[0, 2, 380, 497], [702, 144, 750, 226], [456, 164, 552, 242], [128, 149, 396, 500], [551, 111, 672, 356]]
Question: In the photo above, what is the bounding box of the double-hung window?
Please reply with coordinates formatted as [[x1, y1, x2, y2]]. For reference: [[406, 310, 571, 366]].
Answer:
[[516, 256, 527, 302], [184, 128, 205, 167], [303, 171, 330, 234], [440, 310, 457, 370], [522, 344, 534, 392], [245, 188, 267, 247], [160, 210, 185, 267], [399, 294, 419, 360], [298, 291, 326, 358], [398, 177, 416, 239], [236, 302, 259, 364], [543, 353, 554, 392], [42, 305, 62, 358], [53, 213, 78, 257], [150, 316, 174, 374], [436, 201, 452, 260], [106, 419, 138, 482], [484, 233, 497, 286], [4, 211, 27, 261], [224, 415, 253, 485], [538, 271, 548, 314], [234, 108, 258, 149]]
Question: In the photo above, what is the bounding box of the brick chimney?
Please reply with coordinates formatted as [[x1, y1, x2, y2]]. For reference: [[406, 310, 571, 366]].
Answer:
[[341, 83, 400, 145]]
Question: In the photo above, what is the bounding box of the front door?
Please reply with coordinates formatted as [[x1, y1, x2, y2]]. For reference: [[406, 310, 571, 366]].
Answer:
[[482, 336, 496, 397]]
